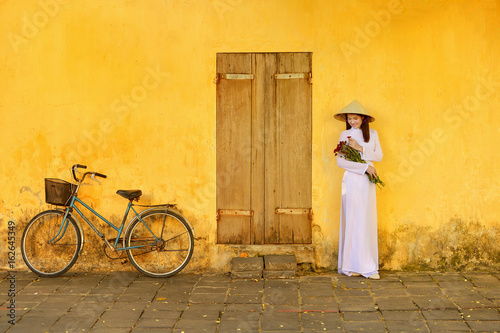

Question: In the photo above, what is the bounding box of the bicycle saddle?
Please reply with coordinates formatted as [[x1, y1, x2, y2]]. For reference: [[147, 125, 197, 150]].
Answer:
[[116, 190, 142, 200]]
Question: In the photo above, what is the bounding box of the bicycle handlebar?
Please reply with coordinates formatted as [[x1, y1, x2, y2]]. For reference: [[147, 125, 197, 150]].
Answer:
[[71, 164, 107, 182]]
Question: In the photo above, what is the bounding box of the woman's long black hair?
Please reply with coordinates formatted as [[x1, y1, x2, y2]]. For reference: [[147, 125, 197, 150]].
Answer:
[[345, 114, 370, 142]]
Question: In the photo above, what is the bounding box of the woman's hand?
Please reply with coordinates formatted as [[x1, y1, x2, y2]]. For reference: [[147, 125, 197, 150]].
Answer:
[[348, 137, 363, 152], [366, 165, 377, 178]]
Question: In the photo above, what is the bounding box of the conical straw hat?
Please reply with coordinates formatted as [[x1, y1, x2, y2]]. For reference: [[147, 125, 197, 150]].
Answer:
[[334, 100, 375, 123]]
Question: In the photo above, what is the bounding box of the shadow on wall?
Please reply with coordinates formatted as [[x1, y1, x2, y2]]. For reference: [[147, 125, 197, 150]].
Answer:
[[379, 218, 500, 271]]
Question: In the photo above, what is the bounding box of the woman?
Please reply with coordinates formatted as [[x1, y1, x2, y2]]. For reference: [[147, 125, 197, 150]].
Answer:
[[334, 100, 383, 280]]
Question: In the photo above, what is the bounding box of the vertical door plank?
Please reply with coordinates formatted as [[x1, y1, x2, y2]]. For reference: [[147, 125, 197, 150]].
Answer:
[[255, 54, 280, 244], [251, 54, 273, 244], [216, 53, 252, 244], [276, 53, 312, 244]]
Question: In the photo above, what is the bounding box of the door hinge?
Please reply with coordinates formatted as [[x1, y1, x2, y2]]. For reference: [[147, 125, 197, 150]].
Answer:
[[214, 73, 254, 84], [275, 208, 314, 220], [274, 72, 313, 84], [216, 209, 254, 221]]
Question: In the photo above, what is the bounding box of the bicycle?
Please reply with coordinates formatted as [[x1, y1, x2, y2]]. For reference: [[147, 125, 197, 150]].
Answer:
[[21, 164, 195, 278]]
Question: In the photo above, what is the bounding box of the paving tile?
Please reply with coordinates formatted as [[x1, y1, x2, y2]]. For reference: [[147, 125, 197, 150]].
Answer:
[[13, 314, 60, 327], [174, 318, 219, 329], [398, 273, 434, 282], [92, 309, 141, 328], [299, 276, 334, 284], [476, 287, 500, 299], [108, 301, 149, 312], [7, 322, 57, 333], [135, 316, 179, 328], [463, 274, 500, 288], [115, 293, 154, 302], [140, 308, 182, 320], [375, 296, 418, 311], [335, 288, 371, 297], [380, 310, 423, 321], [452, 296, 497, 309], [430, 273, 467, 282], [261, 304, 301, 312], [56, 275, 104, 293], [300, 285, 335, 297], [90, 328, 131, 333], [189, 292, 227, 303], [49, 314, 98, 332], [148, 301, 188, 311], [80, 294, 120, 302], [301, 296, 337, 305], [338, 296, 377, 312], [335, 279, 370, 289], [301, 303, 339, 312], [263, 290, 299, 305], [342, 320, 386, 332], [402, 281, 439, 287], [369, 280, 406, 289], [220, 311, 260, 321], [172, 329, 217, 333], [342, 311, 381, 321], [301, 312, 343, 331], [411, 296, 458, 310], [462, 308, 500, 321], [187, 303, 225, 312], [133, 329, 173, 333], [438, 281, 475, 290], [226, 293, 262, 303], [405, 286, 444, 296], [421, 309, 463, 320], [224, 303, 263, 312], [180, 308, 221, 321], [384, 319, 430, 332], [443, 289, 482, 298], [192, 283, 229, 292], [370, 288, 407, 297], [219, 319, 259, 331], [229, 280, 264, 293], [37, 294, 83, 310], [375, 274, 402, 282], [467, 320, 500, 332], [426, 320, 470, 331], [18, 277, 71, 294], [260, 311, 300, 331]]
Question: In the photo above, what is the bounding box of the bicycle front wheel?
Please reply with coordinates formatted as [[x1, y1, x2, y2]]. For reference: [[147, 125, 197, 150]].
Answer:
[[125, 209, 194, 277], [21, 210, 81, 277]]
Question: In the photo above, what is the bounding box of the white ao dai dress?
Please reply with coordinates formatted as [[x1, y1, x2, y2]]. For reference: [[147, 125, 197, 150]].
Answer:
[[337, 127, 383, 277]]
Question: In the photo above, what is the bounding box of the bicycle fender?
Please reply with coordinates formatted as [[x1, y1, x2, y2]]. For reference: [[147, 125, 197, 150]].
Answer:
[[125, 207, 195, 238]]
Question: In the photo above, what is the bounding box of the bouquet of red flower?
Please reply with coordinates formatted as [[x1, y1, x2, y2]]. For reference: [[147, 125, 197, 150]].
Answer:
[[334, 138, 385, 189]]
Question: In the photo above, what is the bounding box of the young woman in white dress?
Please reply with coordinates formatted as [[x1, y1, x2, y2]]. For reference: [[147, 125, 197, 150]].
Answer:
[[334, 100, 383, 280]]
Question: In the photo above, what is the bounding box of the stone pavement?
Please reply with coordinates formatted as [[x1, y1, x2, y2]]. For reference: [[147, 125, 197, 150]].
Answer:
[[0, 271, 499, 332]]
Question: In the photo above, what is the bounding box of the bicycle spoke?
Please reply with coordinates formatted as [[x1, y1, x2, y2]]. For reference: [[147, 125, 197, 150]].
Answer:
[[125, 210, 193, 277], [22, 210, 81, 277]]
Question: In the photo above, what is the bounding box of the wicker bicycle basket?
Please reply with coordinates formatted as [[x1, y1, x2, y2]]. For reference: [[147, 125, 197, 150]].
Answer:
[[45, 178, 77, 206]]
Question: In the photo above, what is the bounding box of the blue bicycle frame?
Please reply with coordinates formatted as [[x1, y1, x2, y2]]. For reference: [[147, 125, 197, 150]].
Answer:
[[50, 196, 158, 251]]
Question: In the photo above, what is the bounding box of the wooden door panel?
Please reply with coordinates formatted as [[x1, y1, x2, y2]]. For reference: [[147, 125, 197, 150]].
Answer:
[[216, 53, 252, 244], [276, 53, 312, 244]]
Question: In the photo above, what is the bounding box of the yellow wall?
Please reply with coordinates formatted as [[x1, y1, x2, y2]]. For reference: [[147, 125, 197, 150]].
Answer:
[[1, 0, 499, 273]]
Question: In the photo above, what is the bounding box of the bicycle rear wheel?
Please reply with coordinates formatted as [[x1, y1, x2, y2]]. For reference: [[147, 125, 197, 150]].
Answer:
[[125, 209, 194, 277], [21, 210, 81, 277]]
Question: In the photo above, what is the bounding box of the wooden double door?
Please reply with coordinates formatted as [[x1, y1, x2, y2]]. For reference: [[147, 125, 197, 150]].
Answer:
[[216, 52, 312, 245]]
